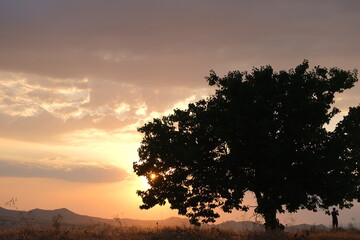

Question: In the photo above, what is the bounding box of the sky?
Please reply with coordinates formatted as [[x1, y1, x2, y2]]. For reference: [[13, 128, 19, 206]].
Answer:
[[0, 0, 360, 227]]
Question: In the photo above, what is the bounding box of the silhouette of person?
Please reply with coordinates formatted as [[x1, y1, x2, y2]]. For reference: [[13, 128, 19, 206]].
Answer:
[[331, 208, 339, 228]]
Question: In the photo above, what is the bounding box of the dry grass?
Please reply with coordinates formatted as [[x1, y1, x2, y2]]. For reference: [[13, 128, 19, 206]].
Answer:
[[0, 225, 359, 240], [0, 225, 237, 240]]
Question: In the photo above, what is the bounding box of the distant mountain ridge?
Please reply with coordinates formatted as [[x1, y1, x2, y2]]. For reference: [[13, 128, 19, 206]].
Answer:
[[0, 207, 348, 231], [217, 220, 264, 232], [0, 207, 111, 227], [0, 207, 188, 228]]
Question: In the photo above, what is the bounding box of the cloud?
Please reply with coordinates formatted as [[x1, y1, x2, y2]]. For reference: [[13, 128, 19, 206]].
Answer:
[[0, 0, 359, 130], [0, 72, 90, 119], [0, 70, 214, 143], [0, 71, 205, 119], [0, 160, 128, 183], [0, 0, 359, 88], [0, 110, 140, 143], [0, 0, 359, 159]]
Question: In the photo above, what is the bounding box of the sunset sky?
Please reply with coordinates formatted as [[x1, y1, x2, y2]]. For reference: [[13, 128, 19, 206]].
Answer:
[[1, 0, 360, 226]]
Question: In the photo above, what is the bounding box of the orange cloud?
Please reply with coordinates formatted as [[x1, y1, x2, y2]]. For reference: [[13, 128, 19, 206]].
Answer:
[[0, 160, 128, 183]]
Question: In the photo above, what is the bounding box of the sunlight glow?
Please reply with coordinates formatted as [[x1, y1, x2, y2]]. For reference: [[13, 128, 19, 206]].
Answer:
[[150, 173, 157, 180]]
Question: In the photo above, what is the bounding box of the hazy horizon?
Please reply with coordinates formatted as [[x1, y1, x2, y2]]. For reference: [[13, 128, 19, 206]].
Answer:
[[0, 204, 356, 229]]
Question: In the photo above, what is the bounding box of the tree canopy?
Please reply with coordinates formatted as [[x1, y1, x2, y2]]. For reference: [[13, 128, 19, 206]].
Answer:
[[133, 60, 359, 230]]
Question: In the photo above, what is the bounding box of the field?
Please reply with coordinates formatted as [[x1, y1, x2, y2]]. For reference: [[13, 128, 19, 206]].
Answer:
[[0, 225, 359, 240]]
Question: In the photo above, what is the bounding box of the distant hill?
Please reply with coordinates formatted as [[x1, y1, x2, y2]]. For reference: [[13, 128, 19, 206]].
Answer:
[[0, 207, 113, 228], [347, 222, 360, 229], [0, 207, 347, 232], [285, 223, 328, 232], [0, 207, 189, 228], [216, 220, 264, 232], [118, 217, 190, 228]]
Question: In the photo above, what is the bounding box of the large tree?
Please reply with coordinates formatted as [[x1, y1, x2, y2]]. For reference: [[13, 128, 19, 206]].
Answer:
[[133, 60, 359, 230]]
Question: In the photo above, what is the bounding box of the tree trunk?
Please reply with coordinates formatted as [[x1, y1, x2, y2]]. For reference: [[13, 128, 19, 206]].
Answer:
[[263, 208, 284, 231], [255, 191, 284, 231]]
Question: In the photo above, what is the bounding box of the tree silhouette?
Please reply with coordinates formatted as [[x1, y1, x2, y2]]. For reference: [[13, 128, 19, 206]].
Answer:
[[133, 60, 359, 230]]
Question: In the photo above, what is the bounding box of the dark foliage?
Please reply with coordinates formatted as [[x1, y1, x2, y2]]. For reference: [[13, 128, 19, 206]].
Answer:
[[134, 60, 359, 230]]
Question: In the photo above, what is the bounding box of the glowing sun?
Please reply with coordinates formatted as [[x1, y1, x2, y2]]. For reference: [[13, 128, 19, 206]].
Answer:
[[150, 173, 157, 180]]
